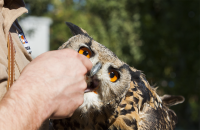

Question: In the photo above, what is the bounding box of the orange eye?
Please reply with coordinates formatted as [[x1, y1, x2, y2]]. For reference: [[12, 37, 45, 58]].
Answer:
[[109, 70, 119, 82], [78, 47, 92, 58]]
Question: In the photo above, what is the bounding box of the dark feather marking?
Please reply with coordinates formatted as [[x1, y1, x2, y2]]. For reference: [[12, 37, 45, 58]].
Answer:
[[114, 113, 118, 118], [133, 120, 138, 130], [131, 87, 137, 91], [119, 64, 141, 82], [129, 102, 133, 105], [129, 106, 135, 112], [120, 109, 128, 115], [126, 100, 135, 105], [133, 97, 139, 104], [131, 71, 141, 82], [137, 81, 152, 106], [123, 117, 137, 129], [138, 81, 150, 99], [123, 118, 132, 126], [125, 91, 133, 97], [120, 107, 135, 115], [119, 104, 126, 108], [85, 40, 92, 47]]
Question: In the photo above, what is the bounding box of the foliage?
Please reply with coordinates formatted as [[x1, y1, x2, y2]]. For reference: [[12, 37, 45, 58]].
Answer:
[[24, 0, 52, 16], [23, 0, 200, 129]]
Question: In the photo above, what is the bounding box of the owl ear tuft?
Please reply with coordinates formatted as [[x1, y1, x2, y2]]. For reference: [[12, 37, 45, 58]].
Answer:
[[66, 22, 89, 36], [160, 94, 185, 107]]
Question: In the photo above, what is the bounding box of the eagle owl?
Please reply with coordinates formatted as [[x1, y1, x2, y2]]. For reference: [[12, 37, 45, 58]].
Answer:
[[50, 22, 184, 130]]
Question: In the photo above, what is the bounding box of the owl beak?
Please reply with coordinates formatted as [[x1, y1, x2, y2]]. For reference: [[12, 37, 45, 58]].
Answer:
[[84, 62, 102, 93], [89, 62, 102, 77], [84, 75, 100, 93]]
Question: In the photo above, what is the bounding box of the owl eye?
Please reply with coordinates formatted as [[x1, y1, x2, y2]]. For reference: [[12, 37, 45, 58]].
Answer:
[[109, 69, 119, 82], [78, 47, 92, 58]]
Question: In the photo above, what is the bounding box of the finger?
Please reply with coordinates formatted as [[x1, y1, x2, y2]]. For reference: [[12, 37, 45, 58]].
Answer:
[[61, 49, 92, 71], [77, 53, 93, 71]]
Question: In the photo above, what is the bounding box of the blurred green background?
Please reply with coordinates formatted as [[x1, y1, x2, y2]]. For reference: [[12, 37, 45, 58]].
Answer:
[[23, 0, 199, 129]]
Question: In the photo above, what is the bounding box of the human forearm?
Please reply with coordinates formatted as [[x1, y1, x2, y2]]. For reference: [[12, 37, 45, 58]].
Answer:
[[0, 79, 51, 130]]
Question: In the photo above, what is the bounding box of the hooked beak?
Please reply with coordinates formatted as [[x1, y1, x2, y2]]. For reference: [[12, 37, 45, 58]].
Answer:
[[85, 62, 102, 93], [89, 62, 102, 77]]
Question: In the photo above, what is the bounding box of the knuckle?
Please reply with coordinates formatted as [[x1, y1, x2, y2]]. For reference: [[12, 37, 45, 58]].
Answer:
[[78, 98, 84, 106], [80, 67, 87, 75], [76, 66, 87, 76], [81, 80, 87, 90], [78, 79, 87, 91]]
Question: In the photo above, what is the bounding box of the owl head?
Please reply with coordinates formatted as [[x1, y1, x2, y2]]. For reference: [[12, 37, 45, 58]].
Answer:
[[59, 22, 135, 114], [59, 22, 184, 118]]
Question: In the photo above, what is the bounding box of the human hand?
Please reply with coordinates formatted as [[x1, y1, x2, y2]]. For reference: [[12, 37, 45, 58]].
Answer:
[[11, 49, 92, 119]]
